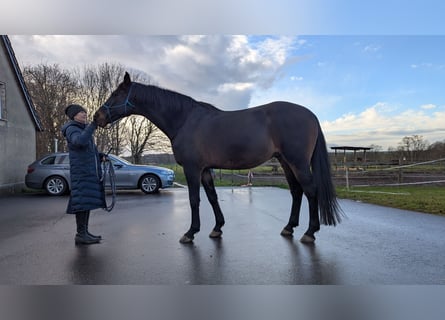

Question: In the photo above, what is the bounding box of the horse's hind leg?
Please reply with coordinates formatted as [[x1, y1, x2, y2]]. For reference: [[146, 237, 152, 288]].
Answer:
[[277, 157, 303, 237], [296, 171, 320, 243], [201, 168, 225, 238], [281, 156, 320, 243]]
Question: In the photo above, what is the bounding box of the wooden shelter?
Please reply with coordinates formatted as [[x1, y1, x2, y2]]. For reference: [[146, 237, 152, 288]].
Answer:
[[331, 146, 372, 170]]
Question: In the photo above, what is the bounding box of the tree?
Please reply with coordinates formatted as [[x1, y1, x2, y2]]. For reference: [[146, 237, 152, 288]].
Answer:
[[117, 72, 171, 162], [428, 140, 445, 159], [368, 144, 382, 152], [398, 135, 429, 162], [24, 62, 172, 160], [123, 116, 157, 163], [23, 64, 79, 157], [411, 134, 429, 153], [77, 63, 127, 155], [368, 144, 382, 163]]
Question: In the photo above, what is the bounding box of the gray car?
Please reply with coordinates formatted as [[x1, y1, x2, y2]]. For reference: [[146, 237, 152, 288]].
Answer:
[[25, 152, 175, 196]]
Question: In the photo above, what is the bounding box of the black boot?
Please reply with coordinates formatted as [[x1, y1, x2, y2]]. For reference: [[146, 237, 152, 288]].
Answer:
[[85, 211, 102, 240], [75, 212, 100, 245]]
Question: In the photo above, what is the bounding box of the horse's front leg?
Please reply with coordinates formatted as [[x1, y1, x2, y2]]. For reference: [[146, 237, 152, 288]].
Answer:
[[180, 167, 202, 244], [201, 168, 225, 238]]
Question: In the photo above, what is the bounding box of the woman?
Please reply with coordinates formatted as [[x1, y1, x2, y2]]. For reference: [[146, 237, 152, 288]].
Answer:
[[61, 104, 105, 245]]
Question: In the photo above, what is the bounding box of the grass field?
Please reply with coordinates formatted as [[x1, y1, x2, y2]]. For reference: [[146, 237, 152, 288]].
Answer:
[[336, 186, 445, 215], [166, 164, 445, 216]]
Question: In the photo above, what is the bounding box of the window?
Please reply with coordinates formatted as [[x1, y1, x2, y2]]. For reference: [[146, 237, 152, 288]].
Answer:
[[0, 82, 5, 120], [56, 154, 69, 165], [41, 156, 56, 165]]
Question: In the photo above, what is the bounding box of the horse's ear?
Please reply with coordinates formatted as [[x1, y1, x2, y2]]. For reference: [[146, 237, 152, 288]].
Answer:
[[124, 72, 131, 85]]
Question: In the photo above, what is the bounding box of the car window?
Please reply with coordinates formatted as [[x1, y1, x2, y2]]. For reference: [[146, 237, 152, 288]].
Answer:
[[41, 156, 56, 165], [62, 155, 70, 164], [112, 156, 131, 165], [110, 157, 123, 166], [56, 154, 69, 165]]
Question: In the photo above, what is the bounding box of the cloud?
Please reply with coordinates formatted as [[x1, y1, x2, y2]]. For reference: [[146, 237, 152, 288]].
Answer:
[[11, 35, 299, 110], [11, 35, 444, 151], [155, 35, 299, 108], [410, 62, 445, 70], [363, 44, 381, 53], [322, 102, 445, 149], [420, 104, 436, 110], [249, 83, 342, 116]]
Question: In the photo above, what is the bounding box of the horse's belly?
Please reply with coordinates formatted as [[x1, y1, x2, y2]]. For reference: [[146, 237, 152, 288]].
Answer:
[[207, 140, 274, 169]]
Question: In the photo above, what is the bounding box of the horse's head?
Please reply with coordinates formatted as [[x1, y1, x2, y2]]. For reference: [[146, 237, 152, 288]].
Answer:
[[94, 72, 135, 128]]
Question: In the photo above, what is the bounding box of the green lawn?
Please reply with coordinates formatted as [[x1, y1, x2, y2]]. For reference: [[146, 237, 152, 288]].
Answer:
[[166, 164, 445, 216], [336, 186, 445, 215]]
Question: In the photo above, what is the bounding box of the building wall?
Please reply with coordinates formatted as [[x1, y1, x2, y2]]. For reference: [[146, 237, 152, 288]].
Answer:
[[0, 44, 37, 194]]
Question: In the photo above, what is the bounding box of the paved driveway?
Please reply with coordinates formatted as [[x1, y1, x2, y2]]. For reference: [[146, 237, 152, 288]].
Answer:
[[0, 187, 444, 284]]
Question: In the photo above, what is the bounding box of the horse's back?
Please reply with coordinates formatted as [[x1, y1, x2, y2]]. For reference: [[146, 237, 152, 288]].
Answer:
[[258, 101, 317, 118], [258, 101, 319, 133], [220, 101, 320, 143]]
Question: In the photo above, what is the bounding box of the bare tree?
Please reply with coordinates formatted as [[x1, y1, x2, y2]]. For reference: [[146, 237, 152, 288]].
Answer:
[[411, 134, 429, 160], [24, 62, 172, 160], [368, 144, 382, 163], [428, 140, 445, 159], [122, 116, 157, 163], [23, 64, 79, 157], [117, 72, 171, 162], [76, 63, 128, 154], [398, 135, 429, 162]]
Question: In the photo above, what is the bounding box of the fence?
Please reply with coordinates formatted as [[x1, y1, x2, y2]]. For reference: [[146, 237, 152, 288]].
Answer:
[[142, 153, 445, 189], [333, 158, 445, 189], [211, 158, 445, 188]]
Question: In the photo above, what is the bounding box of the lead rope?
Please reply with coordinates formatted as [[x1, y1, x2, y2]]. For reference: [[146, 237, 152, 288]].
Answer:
[[101, 149, 116, 212]]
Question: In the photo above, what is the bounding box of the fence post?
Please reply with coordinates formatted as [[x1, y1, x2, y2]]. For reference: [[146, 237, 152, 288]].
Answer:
[[345, 165, 349, 190]]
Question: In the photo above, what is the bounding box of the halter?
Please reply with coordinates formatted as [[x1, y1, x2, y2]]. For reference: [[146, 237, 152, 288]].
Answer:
[[102, 84, 136, 126]]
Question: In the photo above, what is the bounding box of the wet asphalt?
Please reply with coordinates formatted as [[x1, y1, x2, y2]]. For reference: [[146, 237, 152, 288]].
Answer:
[[0, 186, 444, 285]]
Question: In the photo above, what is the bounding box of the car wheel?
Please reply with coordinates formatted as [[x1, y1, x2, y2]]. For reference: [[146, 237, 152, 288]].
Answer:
[[44, 175, 68, 196], [140, 174, 160, 194]]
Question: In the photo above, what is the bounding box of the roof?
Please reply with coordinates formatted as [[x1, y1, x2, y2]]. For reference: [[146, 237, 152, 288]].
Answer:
[[330, 146, 372, 151], [1, 35, 43, 131]]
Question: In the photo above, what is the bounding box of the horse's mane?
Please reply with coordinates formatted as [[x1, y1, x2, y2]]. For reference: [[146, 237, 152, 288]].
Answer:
[[133, 82, 220, 112]]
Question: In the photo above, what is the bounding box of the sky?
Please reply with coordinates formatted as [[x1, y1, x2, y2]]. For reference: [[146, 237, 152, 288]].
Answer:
[[4, 1, 445, 151], [10, 35, 445, 150]]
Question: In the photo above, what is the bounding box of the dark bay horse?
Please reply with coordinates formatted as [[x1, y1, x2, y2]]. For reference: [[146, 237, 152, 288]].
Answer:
[[94, 72, 343, 243]]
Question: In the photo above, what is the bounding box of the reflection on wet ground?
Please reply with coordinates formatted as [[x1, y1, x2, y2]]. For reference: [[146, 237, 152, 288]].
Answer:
[[1, 187, 444, 284]]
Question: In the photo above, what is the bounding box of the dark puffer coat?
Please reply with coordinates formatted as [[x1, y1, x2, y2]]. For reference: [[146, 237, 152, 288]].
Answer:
[[61, 120, 105, 214]]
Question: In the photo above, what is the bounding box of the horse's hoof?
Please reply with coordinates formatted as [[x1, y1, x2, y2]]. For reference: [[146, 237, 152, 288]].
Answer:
[[209, 230, 222, 238], [300, 234, 315, 243], [280, 228, 293, 237], [179, 235, 194, 244]]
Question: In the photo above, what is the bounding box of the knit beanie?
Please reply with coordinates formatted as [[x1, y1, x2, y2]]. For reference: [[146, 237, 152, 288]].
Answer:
[[65, 104, 86, 120]]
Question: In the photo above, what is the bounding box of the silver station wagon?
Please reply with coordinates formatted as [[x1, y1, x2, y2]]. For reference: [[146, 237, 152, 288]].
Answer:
[[25, 153, 175, 196]]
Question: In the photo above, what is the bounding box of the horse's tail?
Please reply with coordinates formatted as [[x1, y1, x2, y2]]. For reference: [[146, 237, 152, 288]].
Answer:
[[311, 126, 344, 225]]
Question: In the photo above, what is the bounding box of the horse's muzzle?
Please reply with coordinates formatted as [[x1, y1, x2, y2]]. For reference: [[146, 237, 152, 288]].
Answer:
[[93, 109, 108, 128]]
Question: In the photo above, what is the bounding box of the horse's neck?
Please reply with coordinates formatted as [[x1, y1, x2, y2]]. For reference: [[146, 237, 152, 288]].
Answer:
[[138, 88, 192, 141]]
